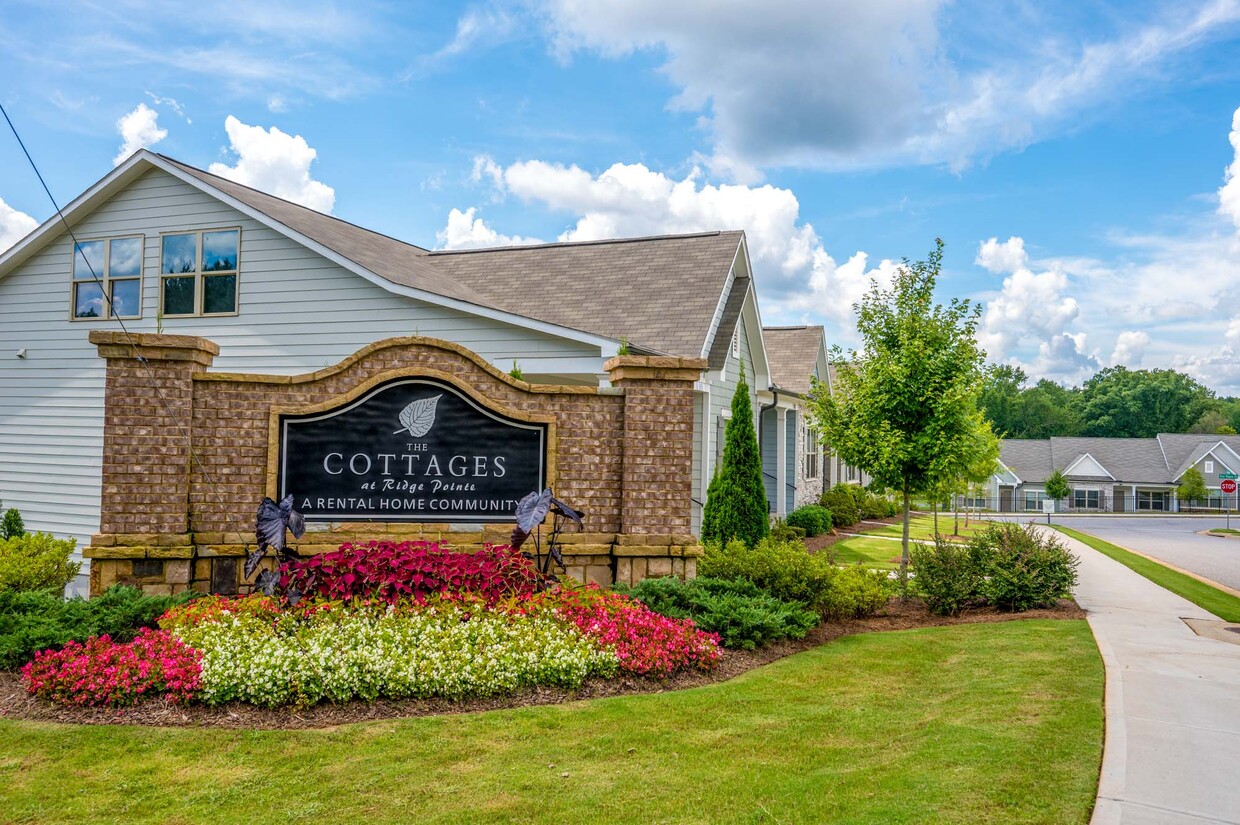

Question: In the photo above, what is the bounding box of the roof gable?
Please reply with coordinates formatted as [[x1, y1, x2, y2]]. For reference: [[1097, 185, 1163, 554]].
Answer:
[[763, 325, 825, 396], [1063, 452, 1115, 480]]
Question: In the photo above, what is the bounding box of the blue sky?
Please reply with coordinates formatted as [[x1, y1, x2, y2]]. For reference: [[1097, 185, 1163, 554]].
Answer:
[[2, 0, 1240, 392]]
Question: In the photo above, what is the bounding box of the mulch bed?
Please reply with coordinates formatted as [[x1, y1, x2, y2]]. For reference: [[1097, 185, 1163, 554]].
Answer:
[[0, 597, 1085, 731]]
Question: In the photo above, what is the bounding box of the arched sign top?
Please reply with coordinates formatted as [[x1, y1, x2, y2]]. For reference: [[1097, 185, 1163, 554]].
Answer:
[[277, 376, 548, 522]]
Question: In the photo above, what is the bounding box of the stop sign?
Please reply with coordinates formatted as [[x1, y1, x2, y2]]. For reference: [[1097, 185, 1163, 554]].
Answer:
[[1222, 479, 1238, 494]]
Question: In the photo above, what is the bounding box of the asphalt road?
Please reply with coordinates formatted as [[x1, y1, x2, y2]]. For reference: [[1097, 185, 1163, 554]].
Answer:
[[986, 513, 1240, 593]]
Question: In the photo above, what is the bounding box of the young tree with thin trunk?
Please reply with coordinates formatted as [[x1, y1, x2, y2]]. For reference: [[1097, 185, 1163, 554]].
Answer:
[[1178, 467, 1209, 511], [809, 240, 988, 590]]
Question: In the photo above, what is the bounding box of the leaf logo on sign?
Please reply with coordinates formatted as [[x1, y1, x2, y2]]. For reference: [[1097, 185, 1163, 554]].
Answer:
[[394, 395, 441, 437]]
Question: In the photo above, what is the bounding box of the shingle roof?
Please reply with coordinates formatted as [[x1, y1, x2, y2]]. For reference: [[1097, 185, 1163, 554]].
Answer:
[[1001, 434, 1240, 485], [705, 277, 749, 369], [160, 155, 744, 359], [763, 326, 824, 396], [431, 233, 742, 360]]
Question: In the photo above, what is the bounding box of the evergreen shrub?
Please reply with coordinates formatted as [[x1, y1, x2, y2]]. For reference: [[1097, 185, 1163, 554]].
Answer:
[[621, 576, 819, 649], [0, 533, 80, 594], [819, 485, 860, 528], [701, 365, 769, 546], [699, 537, 837, 615], [1, 508, 24, 540], [0, 585, 194, 669], [820, 566, 892, 620], [786, 505, 832, 536], [769, 519, 806, 542]]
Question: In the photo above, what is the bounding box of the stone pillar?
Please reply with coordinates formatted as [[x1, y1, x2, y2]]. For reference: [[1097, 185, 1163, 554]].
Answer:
[[89, 331, 218, 535], [604, 355, 707, 535]]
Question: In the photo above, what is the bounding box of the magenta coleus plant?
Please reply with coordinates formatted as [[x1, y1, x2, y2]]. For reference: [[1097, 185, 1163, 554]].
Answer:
[[21, 628, 202, 707], [281, 540, 543, 605]]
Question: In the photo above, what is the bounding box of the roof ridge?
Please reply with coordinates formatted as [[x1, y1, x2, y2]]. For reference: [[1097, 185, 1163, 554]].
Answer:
[[428, 230, 735, 255], [155, 153, 431, 254]]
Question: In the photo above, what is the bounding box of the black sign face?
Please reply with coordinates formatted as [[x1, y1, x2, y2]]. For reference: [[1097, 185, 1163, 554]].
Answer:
[[278, 377, 547, 522]]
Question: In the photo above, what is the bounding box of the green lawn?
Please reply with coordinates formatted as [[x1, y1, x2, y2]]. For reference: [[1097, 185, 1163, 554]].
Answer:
[[1053, 525, 1240, 623], [0, 621, 1103, 824], [831, 536, 909, 570], [855, 514, 989, 543], [1208, 528, 1240, 536]]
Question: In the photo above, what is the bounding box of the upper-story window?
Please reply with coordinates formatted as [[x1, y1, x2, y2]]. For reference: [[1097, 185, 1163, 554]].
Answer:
[[1205, 460, 1214, 474], [731, 329, 740, 359], [160, 228, 240, 317], [71, 236, 143, 320]]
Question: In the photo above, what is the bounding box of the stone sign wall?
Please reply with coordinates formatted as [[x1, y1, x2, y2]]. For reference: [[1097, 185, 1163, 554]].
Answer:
[[84, 332, 705, 596]]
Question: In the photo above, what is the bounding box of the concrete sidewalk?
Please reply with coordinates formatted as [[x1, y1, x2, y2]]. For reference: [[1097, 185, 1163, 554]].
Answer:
[[1056, 529, 1240, 824]]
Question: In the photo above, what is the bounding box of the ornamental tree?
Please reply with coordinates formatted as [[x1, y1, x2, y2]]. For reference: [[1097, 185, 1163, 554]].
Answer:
[[702, 363, 769, 546], [1178, 466, 1209, 509], [808, 240, 988, 588], [1045, 469, 1071, 505]]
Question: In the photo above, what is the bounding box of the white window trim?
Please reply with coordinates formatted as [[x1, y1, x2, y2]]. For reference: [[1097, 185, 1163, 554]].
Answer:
[[69, 234, 145, 321], [158, 227, 242, 318], [1205, 460, 1215, 474]]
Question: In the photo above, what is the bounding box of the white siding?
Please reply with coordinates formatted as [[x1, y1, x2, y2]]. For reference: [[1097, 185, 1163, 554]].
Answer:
[[0, 168, 601, 554]]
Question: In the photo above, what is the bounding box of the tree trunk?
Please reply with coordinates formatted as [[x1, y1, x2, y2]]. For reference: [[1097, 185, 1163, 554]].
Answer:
[[954, 500, 960, 537], [900, 487, 911, 596], [932, 500, 938, 535]]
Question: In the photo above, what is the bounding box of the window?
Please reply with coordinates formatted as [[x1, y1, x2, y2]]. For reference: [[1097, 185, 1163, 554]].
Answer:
[[160, 228, 240, 316], [731, 329, 740, 359], [1137, 491, 1168, 511], [1205, 460, 1214, 474], [1073, 489, 1100, 509], [1023, 491, 1048, 511], [71, 236, 143, 320], [805, 428, 819, 479]]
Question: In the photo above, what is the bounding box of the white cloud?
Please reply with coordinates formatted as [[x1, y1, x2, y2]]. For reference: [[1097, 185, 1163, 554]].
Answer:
[[267, 94, 288, 113], [539, 0, 1240, 174], [1220, 106, 1240, 230], [436, 207, 544, 249], [145, 92, 191, 123], [208, 116, 335, 213], [1111, 330, 1151, 366], [976, 236, 1028, 275], [441, 156, 893, 334], [976, 237, 1083, 374], [113, 103, 167, 166], [0, 197, 38, 252]]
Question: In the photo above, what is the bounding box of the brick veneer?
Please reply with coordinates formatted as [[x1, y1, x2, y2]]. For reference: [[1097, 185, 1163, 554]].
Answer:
[[85, 332, 706, 595]]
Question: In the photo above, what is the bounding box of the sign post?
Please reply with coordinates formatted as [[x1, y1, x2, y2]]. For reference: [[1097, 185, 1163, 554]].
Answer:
[[1221, 477, 1237, 529]]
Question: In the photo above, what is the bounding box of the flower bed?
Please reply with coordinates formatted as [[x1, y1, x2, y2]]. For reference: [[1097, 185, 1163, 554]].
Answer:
[[19, 542, 721, 708]]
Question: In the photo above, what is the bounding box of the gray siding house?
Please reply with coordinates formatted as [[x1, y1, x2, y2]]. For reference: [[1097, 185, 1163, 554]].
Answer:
[[978, 435, 1240, 512], [0, 150, 838, 587]]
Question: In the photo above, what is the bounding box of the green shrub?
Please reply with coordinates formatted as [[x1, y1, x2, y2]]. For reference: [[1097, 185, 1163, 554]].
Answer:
[[1, 508, 24, 540], [769, 519, 807, 542], [699, 536, 837, 614], [820, 566, 891, 620], [786, 505, 833, 537], [0, 584, 195, 670], [820, 485, 860, 528], [981, 524, 1079, 612], [910, 524, 1078, 615], [858, 492, 890, 520], [702, 366, 769, 547], [0, 533, 80, 594], [621, 576, 819, 650], [910, 538, 988, 616]]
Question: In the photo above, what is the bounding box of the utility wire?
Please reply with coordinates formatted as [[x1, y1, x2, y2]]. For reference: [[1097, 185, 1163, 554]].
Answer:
[[1, 102, 239, 534]]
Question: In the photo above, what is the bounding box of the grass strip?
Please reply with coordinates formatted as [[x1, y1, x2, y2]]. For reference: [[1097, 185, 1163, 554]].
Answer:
[[0, 621, 1102, 825], [1052, 525, 1240, 623]]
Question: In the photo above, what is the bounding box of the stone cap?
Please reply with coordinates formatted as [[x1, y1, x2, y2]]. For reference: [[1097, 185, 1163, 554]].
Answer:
[[89, 330, 219, 366], [603, 355, 708, 383]]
